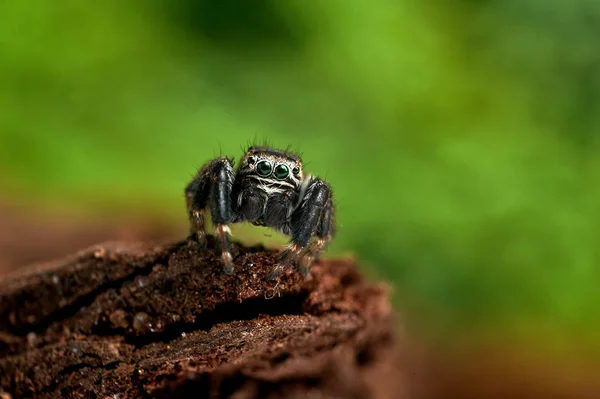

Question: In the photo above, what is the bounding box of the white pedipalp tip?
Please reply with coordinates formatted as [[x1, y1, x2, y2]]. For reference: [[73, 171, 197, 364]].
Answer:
[[216, 224, 231, 235]]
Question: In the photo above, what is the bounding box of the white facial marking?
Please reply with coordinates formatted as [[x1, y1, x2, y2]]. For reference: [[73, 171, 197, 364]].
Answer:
[[259, 184, 287, 195]]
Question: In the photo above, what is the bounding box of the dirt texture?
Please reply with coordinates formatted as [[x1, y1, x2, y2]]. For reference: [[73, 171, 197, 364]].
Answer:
[[0, 236, 402, 399]]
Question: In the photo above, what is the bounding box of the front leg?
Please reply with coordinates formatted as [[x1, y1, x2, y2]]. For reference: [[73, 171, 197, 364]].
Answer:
[[185, 157, 236, 274], [298, 195, 335, 274], [268, 177, 334, 279]]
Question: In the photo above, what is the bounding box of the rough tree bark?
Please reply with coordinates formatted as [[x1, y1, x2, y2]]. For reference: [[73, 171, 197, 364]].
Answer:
[[0, 236, 403, 398]]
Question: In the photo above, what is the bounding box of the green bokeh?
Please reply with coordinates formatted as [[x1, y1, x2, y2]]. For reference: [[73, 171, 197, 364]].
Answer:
[[1, 0, 599, 350]]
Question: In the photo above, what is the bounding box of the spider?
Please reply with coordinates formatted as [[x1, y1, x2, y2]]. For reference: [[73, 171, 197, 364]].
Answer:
[[185, 146, 335, 279]]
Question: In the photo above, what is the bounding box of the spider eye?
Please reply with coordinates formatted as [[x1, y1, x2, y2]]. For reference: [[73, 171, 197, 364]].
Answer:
[[256, 160, 272, 176], [274, 164, 289, 179], [247, 156, 256, 165], [292, 167, 300, 175]]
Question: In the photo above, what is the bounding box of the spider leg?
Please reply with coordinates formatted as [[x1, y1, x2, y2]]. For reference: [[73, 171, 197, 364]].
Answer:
[[268, 178, 333, 279], [185, 172, 210, 246], [298, 196, 335, 274], [186, 157, 236, 274]]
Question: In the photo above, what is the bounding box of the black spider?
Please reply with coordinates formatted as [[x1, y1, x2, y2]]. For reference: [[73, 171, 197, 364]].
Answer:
[[185, 146, 335, 279]]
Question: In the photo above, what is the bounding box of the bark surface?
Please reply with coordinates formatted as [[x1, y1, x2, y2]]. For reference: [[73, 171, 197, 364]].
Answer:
[[0, 236, 401, 398]]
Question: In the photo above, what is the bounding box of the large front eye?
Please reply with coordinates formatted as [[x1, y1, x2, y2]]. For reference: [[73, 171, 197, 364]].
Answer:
[[256, 160, 272, 176], [274, 164, 289, 179]]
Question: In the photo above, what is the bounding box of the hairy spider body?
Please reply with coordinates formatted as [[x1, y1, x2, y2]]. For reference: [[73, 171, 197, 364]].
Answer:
[[185, 146, 335, 278]]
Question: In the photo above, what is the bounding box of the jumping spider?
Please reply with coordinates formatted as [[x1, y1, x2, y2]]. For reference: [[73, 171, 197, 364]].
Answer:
[[185, 146, 335, 279]]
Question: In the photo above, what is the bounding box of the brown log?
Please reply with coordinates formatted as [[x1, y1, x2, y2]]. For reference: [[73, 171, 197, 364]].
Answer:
[[0, 236, 402, 398]]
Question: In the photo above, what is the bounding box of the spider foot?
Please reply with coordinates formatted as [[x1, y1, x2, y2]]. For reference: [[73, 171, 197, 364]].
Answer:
[[295, 263, 310, 277], [297, 253, 315, 276], [221, 251, 234, 275], [268, 244, 303, 280], [267, 264, 285, 280], [196, 233, 207, 250]]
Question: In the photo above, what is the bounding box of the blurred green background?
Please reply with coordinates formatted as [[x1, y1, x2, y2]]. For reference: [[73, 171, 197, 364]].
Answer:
[[1, 0, 599, 359]]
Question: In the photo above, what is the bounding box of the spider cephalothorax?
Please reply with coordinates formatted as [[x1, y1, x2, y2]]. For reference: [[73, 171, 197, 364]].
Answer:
[[185, 146, 335, 279]]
